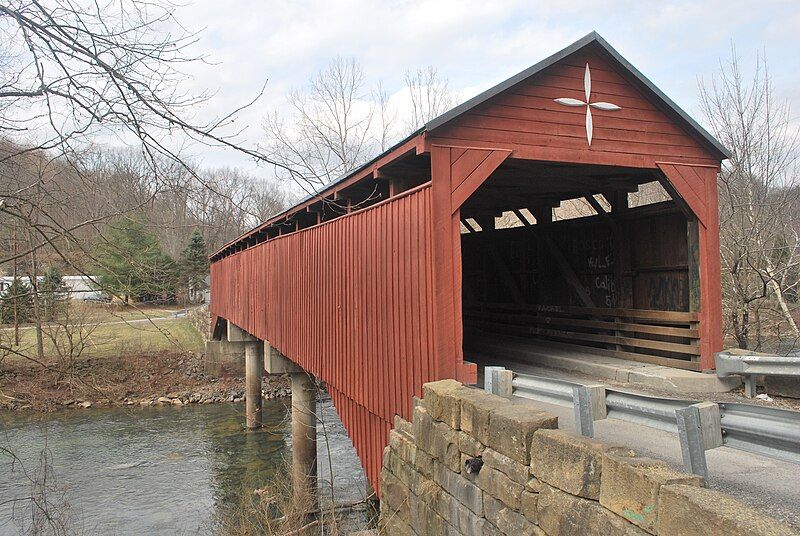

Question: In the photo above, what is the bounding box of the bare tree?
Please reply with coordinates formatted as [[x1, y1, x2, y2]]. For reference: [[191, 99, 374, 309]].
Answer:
[[699, 47, 800, 352], [263, 57, 379, 192], [373, 81, 398, 153], [404, 66, 455, 130], [0, 1, 303, 378], [247, 178, 293, 225], [263, 59, 457, 203]]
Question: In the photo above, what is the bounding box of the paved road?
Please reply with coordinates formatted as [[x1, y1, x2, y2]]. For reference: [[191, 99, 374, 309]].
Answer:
[[478, 363, 800, 529]]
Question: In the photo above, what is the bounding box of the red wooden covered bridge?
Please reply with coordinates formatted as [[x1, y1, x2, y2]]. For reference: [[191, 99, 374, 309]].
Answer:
[[209, 32, 728, 492]]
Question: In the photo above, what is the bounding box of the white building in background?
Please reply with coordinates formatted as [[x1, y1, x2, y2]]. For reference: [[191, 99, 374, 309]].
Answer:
[[0, 275, 106, 301]]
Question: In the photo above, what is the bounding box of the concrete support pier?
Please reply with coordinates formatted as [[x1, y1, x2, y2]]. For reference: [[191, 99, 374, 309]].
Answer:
[[244, 340, 263, 429], [263, 341, 319, 511], [291, 372, 318, 510]]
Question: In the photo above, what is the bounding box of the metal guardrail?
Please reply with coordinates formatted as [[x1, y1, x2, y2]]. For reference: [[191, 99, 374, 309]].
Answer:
[[716, 351, 800, 397], [720, 402, 800, 464], [605, 389, 688, 433], [512, 374, 574, 406], [511, 371, 800, 465]]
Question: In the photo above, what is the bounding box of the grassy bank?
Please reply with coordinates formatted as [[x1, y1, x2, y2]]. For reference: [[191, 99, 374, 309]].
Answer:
[[1, 304, 204, 364]]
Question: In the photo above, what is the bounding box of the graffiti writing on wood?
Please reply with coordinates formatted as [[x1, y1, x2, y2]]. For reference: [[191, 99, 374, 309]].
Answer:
[[594, 275, 616, 307], [536, 304, 565, 313], [587, 254, 613, 270]]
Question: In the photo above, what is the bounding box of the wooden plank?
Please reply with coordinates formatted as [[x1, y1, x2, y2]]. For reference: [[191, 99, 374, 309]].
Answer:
[[584, 195, 607, 215], [485, 243, 525, 304], [657, 163, 708, 225], [513, 209, 532, 225], [469, 318, 699, 355], [439, 124, 716, 163], [431, 146, 458, 379], [464, 310, 699, 338], [458, 113, 705, 150], [466, 324, 702, 371], [542, 235, 596, 308], [431, 135, 713, 169], [480, 99, 694, 137], [473, 301, 698, 323], [687, 217, 701, 313], [450, 148, 491, 192], [450, 149, 511, 213]]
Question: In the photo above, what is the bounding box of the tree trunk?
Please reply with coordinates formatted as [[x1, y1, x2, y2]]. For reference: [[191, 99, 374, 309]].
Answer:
[[766, 259, 800, 337], [27, 228, 44, 361], [732, 307, 749, 349]]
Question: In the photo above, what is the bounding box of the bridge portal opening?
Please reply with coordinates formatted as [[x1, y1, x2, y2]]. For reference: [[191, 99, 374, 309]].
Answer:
[[459, 159, 703, 372]]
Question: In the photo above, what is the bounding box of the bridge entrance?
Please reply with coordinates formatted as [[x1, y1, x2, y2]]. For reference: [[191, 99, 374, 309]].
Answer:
[[459, 159, 704, 372]]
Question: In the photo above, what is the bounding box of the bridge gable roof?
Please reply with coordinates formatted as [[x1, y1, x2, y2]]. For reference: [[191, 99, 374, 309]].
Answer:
[[426, 31, 729, 161], [212, 32, 727, 260]]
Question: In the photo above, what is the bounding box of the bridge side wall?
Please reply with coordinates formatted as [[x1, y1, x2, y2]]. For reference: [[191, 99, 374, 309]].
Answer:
[[210, 184, 443, 489]]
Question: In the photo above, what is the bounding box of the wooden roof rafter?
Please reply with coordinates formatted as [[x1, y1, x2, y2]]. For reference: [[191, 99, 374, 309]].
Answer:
[[210, 132, 427, 260]]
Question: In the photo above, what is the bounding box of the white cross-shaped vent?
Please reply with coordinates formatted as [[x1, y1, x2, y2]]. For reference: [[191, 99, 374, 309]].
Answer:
[[554, 63, 622, 146]]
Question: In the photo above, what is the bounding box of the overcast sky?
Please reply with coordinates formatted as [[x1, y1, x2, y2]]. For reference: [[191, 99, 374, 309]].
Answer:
[[171, 0, 800, 176]]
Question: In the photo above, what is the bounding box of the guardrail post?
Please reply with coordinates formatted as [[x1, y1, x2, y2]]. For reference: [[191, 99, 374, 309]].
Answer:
[[744, 375, 757, 398], [494, 370, 514, 398], [572, 384, 606, 437], [484, 366, 505, 394], [676, 405, 707, 478], [676, 402, 721, 479], [573, 386, 593, 437], [695, 402, 724, 450]]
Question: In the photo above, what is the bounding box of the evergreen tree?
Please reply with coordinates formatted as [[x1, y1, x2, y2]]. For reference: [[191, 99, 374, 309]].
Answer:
[[0, 279, 34, 324], [39, 267, 69, 321], [94, 216, 179, 303], [180, 229, 210, 303]]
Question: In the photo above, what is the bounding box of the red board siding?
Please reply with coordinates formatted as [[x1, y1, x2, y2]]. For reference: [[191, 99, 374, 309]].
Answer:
[[210, 185, 438, 490], [431, 47, 719, 168], [657, 163, 723, 369]]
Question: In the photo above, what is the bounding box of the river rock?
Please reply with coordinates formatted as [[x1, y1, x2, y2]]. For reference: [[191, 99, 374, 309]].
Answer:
[[79, 401, 92, 409], [157, 396, 171, 404]]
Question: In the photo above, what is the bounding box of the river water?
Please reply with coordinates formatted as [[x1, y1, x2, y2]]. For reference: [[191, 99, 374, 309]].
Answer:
[[0, 398, 367, 535]]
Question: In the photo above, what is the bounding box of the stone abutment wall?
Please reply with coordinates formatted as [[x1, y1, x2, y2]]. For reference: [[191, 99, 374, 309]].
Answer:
[[378, 379, 796, 536]]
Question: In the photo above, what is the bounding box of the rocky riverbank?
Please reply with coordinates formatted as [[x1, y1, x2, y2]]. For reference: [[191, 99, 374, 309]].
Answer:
[[132, 381, 290, 408], [0, 351, 290, 412]]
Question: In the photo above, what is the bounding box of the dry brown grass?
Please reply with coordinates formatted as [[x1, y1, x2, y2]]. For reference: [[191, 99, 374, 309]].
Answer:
[[213, 459, 356, 536], [0, 350, 247, 411]]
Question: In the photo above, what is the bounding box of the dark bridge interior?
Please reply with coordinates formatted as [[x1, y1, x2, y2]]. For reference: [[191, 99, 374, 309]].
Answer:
[[458, 159, 702, 371]]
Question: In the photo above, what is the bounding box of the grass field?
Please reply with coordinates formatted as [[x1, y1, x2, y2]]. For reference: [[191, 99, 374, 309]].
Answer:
[[1, 304, 203, 365], [74, 303, 185, 322]]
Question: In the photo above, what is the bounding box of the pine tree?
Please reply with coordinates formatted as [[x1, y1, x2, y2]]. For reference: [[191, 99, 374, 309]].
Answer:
[[94, 215, 179, 303], [0, 279, 34, 324], [39, 267, 69, 321], [180, 229, 209, 303]]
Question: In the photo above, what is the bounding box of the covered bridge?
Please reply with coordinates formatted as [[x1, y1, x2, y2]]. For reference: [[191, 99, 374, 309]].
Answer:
[[209, 32, 728, 491]]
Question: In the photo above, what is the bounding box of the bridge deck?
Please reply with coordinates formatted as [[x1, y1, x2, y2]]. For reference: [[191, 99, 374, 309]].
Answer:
[[465, 334, 737, 393]]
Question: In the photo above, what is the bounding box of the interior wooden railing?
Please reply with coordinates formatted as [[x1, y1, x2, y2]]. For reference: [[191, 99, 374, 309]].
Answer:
[[463, 302, 701, 371]]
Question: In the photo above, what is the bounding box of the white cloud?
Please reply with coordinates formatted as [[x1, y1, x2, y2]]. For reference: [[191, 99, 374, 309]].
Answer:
[[161, 0, 799, 173]]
